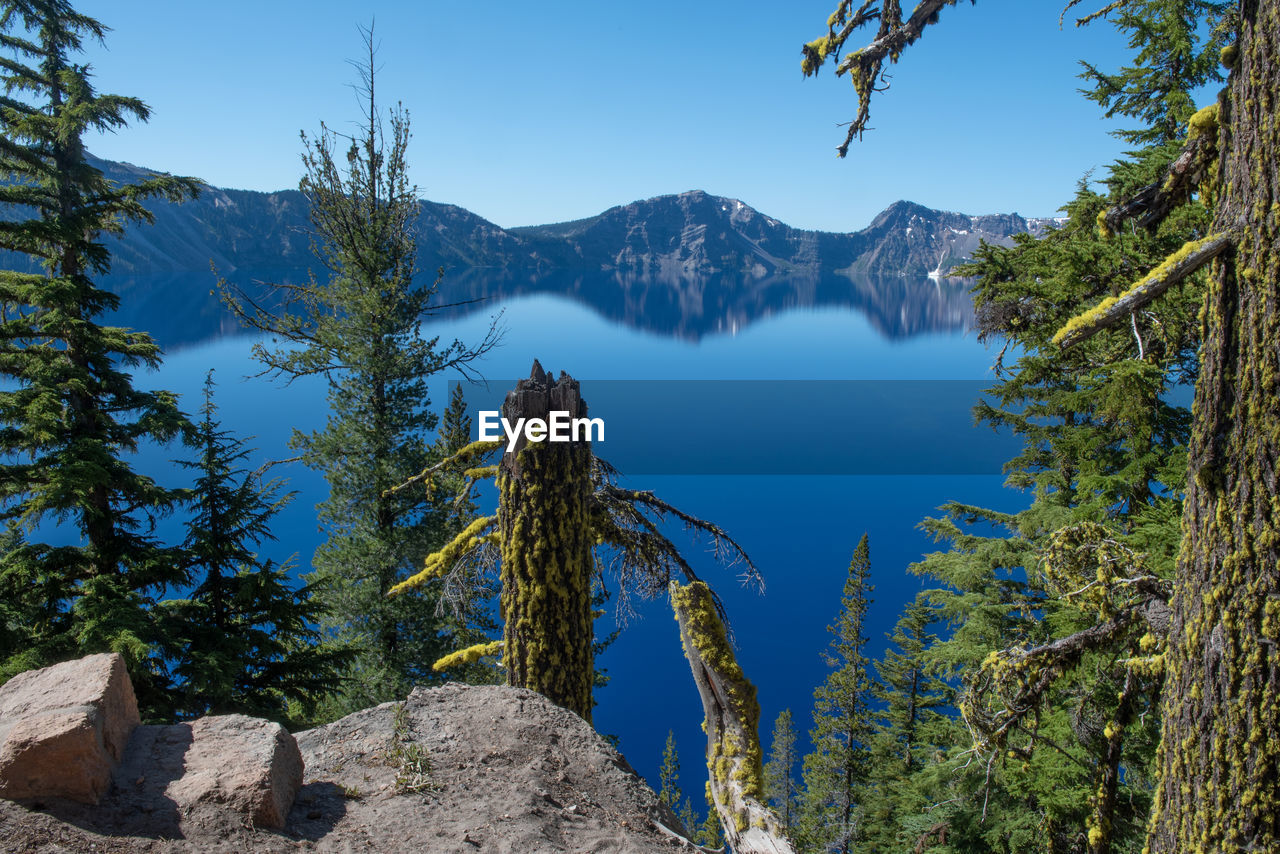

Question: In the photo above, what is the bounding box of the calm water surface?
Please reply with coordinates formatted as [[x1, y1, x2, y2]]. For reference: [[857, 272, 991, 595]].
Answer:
[[116, 271, 1024, 792]]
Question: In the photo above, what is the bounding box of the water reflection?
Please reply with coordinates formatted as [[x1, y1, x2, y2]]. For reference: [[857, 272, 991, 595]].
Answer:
[[102, 267, 975, 350]]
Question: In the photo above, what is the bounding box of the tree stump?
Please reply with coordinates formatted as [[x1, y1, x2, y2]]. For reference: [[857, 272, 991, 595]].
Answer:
[[497, 361, 595, 721]]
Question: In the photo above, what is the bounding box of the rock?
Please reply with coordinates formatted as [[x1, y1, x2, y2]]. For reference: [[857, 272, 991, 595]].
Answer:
[[0, 653, 140, 804], [115, 714, 303, 830], [0, 684, 686, 852]]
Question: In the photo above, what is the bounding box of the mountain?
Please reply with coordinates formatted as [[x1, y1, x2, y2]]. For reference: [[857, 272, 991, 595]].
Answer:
[[0, 158, 1033, 280]]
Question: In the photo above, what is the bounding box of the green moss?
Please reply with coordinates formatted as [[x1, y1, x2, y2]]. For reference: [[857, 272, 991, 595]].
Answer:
[[499, 438, 594, 720], [671, 581, 765, 809]]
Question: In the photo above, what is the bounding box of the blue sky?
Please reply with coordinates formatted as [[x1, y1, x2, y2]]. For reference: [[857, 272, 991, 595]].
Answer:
[[77, 1, 1151, 233]]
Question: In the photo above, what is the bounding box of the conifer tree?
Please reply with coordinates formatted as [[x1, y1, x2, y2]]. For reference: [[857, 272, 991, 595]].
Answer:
[[801, 3, 1260, 848], [697, 794, 725, 849], [764, 708, 800, 835], [0, 0, 199, 713], [159, 373, 348, 725], [657, 728, 705, 840], [797, 534, 875, 854], [1077, 0, 1231, 146], [659, 729, 682, 809], [857, 596, 953, 853], [223, 31, 498, 717]]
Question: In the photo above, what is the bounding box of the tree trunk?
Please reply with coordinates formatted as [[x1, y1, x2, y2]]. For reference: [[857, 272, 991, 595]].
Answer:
[[497, 361, 595, 722], [671, 580, 796, 854], [1147, 1, 1280, 848]]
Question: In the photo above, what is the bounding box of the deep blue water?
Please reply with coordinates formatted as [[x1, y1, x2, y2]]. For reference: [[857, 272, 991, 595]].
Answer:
[[114, 273, 1026, 800]]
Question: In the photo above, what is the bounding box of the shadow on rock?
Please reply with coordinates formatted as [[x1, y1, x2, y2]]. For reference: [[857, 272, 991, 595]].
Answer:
[[24, 723, 192, 840]]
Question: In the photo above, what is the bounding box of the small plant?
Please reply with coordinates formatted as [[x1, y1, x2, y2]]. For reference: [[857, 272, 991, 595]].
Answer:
[[338, 783, 363, 801], [388, 702, 437, 795]]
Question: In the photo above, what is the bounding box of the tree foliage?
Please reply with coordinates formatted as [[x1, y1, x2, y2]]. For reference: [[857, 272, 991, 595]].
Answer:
[[222, 29, 499, 717], [0, 0, 199, 716], [791, 1, 1239, 849], [797, 534, 875, 854], [159, 373, 349, 726]]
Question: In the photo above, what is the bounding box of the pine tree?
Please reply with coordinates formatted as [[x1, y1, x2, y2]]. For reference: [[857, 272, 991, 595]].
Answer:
[[1077, 0, 1231, 146], [659, 728, 683, 809], [425, 382, 499, 685], [223, 30, 497, 717], [801, 3, 1257, 848], [857, 596, 953, 853], [158, 373, 348, 725], [697, 792, 725, 849], [797, 534, 875, 854], [764, 708, 800, 835], [0, 0, 199, 714]]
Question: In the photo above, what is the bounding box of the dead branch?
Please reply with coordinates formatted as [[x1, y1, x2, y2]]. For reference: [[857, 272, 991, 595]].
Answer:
[[670, 581, 795, 854]]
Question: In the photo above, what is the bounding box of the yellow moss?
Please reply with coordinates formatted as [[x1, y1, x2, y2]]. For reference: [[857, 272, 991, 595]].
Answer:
[[432, 640, 503, 672], [1188, 103, 1219, 140], [1052, 296, 1118, 346], [671, 581, 765, 808], [1219, 44, 1238, 68], [801, 36, 832, 74], [1096, 208, 1112, 239], [389, 514, 498, 596], [1052, 234, 1218, 346]]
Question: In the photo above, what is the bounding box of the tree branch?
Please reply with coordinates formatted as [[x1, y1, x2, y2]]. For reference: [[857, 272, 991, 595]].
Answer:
[[1054, 229, 1237, 349]]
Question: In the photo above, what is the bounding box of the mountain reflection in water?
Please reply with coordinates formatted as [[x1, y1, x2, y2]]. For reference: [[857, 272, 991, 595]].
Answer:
[[103, 267, 975, 350]]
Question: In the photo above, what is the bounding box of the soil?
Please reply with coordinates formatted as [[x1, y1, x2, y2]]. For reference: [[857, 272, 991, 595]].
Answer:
[[0, 683, 700, 853]]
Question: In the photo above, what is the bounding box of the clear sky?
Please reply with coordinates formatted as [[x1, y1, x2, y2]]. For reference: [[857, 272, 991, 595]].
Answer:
[[75, 1, 1159, 233]]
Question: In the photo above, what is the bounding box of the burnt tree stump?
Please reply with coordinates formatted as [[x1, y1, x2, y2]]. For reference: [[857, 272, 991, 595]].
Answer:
[[498, 360, 596, 721]]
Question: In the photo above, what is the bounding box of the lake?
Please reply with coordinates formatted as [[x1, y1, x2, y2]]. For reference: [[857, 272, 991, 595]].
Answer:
[[111, 268, 1025, 799]]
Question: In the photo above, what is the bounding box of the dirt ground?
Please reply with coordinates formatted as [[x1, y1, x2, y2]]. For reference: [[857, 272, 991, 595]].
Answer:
[[0, 683, 702, 853]]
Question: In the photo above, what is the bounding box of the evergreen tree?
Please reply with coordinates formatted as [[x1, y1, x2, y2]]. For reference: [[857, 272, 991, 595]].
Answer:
[[697, 791, 725, 849], [657, 728, 705, 839], [797, 534, 875, 854], [425, 382, 500, 685], [1077, 0, 1231, 146], [223, 31, 497, 717], [801, 3, 1245, 849], [0, 0, 199, 714], [764, 708, 800, 835], [158, 373, 348, 725], [659, 728, 683, 809], [858, 596, 953, 853]]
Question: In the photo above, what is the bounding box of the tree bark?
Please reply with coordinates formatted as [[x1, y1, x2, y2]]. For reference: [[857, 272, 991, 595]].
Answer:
[[498, 361, 595, 722], [1147, 1, 1280, 848], [671, 580, 796, 854]]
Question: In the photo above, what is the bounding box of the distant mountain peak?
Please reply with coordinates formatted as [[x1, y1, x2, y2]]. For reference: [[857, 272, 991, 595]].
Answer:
[[4, 157, 1028, 281]]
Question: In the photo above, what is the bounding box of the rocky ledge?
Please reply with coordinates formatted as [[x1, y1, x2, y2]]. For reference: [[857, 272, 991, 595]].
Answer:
[[0, 655, 690, 853]]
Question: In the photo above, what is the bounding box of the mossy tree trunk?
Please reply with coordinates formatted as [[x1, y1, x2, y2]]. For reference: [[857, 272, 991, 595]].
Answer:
[[671, 581, 795, 854], [498, 362, 595, 722], [1147, 2, 1280, 848]]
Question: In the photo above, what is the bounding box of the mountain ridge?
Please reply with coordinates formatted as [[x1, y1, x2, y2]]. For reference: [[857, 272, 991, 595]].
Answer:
[[0, 158, 1038, 280]]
